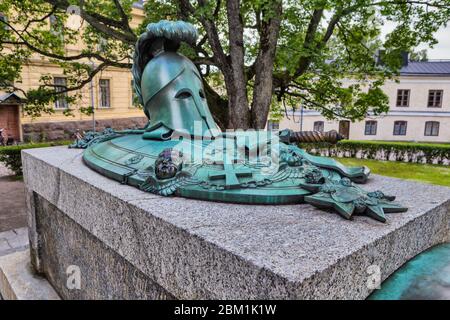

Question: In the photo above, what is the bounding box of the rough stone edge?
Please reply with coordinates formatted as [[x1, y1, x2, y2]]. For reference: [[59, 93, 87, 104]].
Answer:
[[22, 151, 43, 274], [294, 201, 450, 299], [0, 249, 60, 300]]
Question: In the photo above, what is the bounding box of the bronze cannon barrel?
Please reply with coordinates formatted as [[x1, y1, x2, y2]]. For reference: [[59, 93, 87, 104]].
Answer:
[[279, 129, 344, 145]]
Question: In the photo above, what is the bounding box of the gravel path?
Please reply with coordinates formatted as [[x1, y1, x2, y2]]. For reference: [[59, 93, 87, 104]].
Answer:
[[0, 164, 27, 232]]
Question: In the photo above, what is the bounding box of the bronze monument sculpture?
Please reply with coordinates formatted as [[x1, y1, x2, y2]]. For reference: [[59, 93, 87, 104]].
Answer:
[[71, 20, 407, 222]]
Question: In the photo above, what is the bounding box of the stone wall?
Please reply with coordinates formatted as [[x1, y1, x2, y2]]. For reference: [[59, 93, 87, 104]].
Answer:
[[22, 117, 148, 142]]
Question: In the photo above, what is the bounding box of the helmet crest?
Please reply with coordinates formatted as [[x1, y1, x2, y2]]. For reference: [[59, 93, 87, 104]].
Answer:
[[132, 20, 198, 107]]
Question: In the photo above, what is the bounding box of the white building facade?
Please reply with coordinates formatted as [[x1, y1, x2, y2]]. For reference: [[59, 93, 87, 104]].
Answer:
[[278, 61, 450, 143]]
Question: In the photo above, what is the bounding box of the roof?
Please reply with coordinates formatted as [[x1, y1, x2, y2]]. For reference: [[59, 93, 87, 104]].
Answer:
[[132, 1, 145, 9], [0, 91, 25, 104], [400, 61, 450, 76]]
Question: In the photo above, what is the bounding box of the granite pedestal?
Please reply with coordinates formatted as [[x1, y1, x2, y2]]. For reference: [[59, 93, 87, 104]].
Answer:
[[21, 146, 450, 299]]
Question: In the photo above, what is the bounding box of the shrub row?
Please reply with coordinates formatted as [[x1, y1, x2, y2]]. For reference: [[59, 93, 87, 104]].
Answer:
[[2, 139, 449, 177], [0, 141, 71, 176], [300, 140, 450, 165]]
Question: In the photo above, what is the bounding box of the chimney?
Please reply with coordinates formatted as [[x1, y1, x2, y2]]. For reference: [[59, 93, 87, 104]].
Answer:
[[401, 51, 409, 67], [376, 49, 386, 66]]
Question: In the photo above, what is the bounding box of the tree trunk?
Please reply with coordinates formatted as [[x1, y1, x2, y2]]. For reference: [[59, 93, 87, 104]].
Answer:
[[250, 2, 282, 129], [204, 79, 229, 130], [226, 0, 250, 130]]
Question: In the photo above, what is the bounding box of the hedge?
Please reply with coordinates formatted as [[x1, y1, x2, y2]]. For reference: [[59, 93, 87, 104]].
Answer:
[[2, 139, 449, 176], [0, 141, 71, 176], [300, 140, 450, 165]]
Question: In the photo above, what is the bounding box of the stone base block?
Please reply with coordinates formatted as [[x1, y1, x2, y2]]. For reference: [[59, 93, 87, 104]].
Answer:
[[21, 147, 450, 299], [0, 250, 60, 300]]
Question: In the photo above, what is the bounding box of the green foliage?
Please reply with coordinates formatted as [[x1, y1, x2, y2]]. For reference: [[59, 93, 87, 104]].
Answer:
[[1, 0, 449, 124], [79, 106, 94, 116], [0, 141, 70, 176], [336, 157, 450, 187], [0, 0, 136, 119], [142, 0, 450, 122], [268, 97, 285, 122], [301, 140, 450, 165], [410, 49, 428, 62]]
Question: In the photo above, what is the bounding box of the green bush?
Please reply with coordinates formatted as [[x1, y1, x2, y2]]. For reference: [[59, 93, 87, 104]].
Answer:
[[0, 141, 71, 176], [301, 140, 450, 165]]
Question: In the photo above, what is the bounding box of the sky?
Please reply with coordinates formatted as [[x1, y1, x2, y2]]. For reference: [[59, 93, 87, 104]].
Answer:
[[418, 26, 450, 59], [381, 22, 450, 60]]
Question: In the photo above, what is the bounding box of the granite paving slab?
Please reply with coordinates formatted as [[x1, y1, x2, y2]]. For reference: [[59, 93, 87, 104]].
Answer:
[[0, 175, 27, 232], [0, 228, 28, 257], [0, 249, 60, 300]]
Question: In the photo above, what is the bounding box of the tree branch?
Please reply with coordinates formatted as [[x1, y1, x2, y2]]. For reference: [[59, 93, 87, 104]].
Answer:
[[288, 0, 446, 82], [1, 15, 131, 68], [292, 9, 324, 79], [178, 0, 230, 71], [278, 89, 343, 118], [112, 0, 133, 34], [40, 61, 111, 95], [44, 0, 136, 44], [192, 56, 217, 66], [250, 0, 283, 128], [20, 6, 58, 33]]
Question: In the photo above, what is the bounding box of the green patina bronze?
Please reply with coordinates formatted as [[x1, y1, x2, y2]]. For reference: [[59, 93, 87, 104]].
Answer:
[[368, 243, 450, 299], [71, 20, 407, 222]]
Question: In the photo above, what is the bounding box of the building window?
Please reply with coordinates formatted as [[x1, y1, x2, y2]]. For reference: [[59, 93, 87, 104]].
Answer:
[[49, 15, 63, 39], [428, 90, 443, 108], [54, 77, 68, 109], [393, 121, 407, 136], [97, 37, 108, 53], [0, 12, 10, 30], [313, 121, 324, 132], [364, 121, 377, 135], [424, 121, 439, 136], [396, 89, 410, 107], [99, 79, 111, 108], [267, 120, 279, 131]]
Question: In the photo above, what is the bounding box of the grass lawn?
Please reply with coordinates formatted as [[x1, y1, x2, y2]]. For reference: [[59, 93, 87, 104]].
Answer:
[[335, 157, 450, 187]]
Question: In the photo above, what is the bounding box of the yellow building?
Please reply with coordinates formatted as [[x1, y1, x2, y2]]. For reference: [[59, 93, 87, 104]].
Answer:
[[0, 2, 147, 142], [278, 60, 450, 143]]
